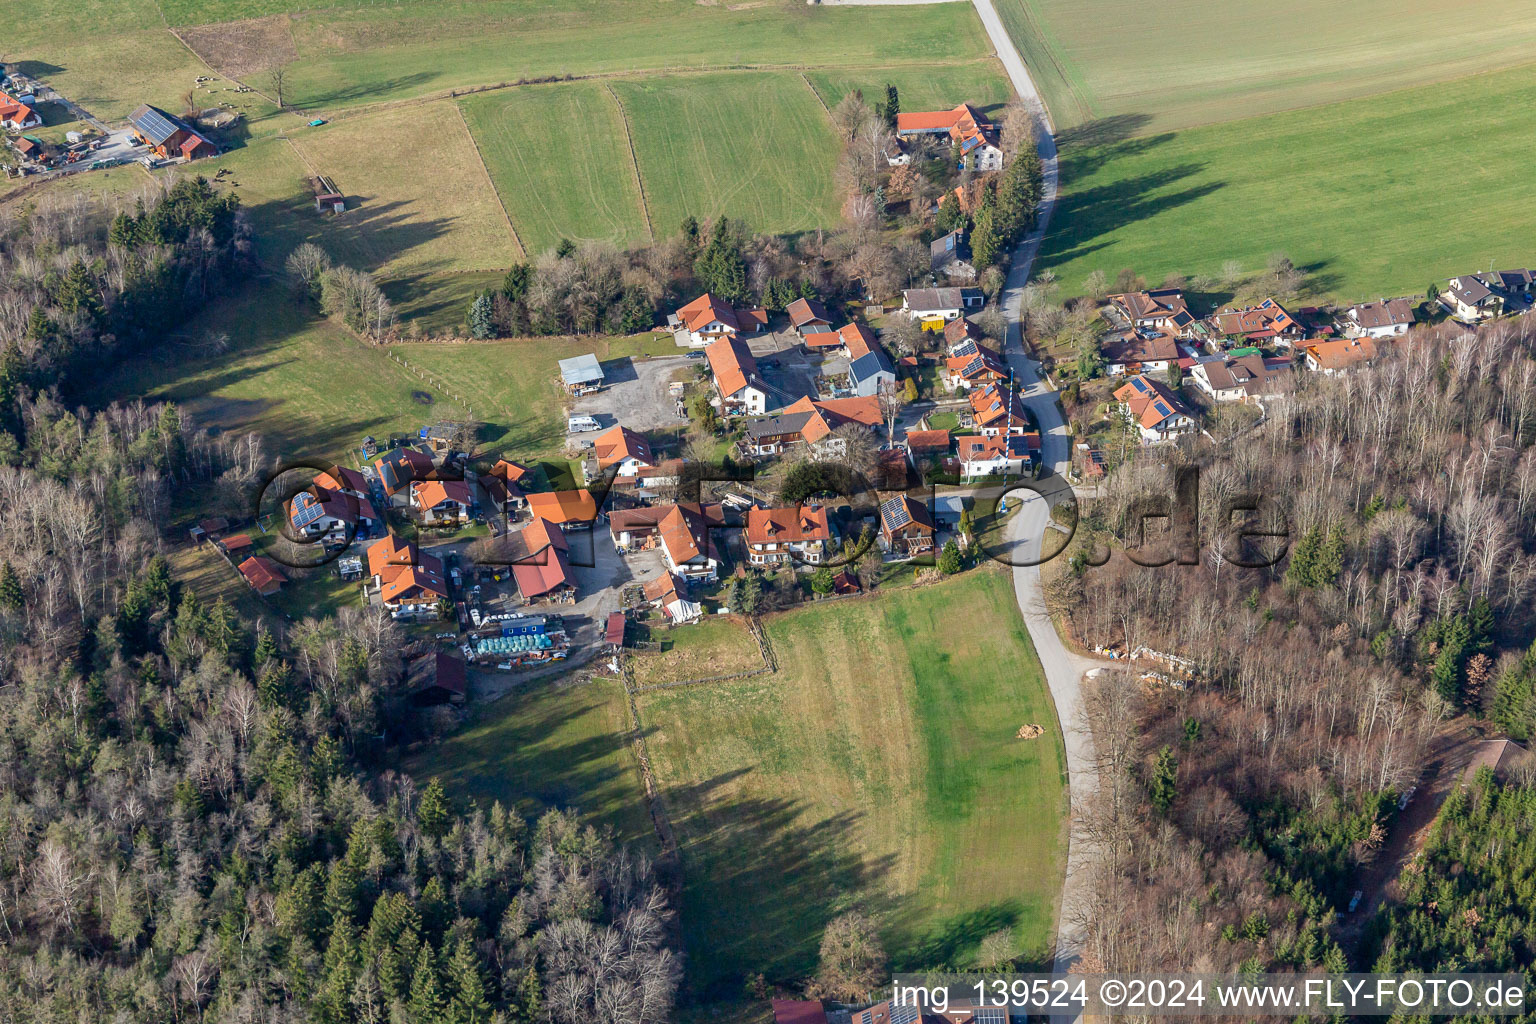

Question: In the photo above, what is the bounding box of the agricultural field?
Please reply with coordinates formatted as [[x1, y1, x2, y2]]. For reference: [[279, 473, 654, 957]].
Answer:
[[168, 0, 997, 113], [459, 82, 650, 255], [1038, 63, 1536, 304], [804, 60, 1016, 122], [612, 72, 843, 238], [405, 676, 655, 847], [285, 101, 522, 276], [997, 0, 1536, 131], [635, 569, 1066, 996]]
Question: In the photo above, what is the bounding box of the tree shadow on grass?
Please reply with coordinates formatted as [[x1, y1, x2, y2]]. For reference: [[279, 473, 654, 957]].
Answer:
[[297, 72, 440, 111], [1045, 165, 1226, 265], [662, 769, 896, 1002]]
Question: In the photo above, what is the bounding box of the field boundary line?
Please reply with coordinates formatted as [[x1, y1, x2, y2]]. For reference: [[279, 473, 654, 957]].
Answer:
[[166, 27, 287, 111], [627, 615, 775, 692], [799, 72, 832, 117], [453, 101, 528, 259], [601, 83, 655, 243], [618, 660, 680, 860]]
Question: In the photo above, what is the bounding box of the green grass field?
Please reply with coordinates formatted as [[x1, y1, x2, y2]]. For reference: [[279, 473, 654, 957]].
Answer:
[[804, 61, 1016, 121], [459, 82, 650, 255], [1039, 62, 1536, 303], [635, 569, 1066, 995], [405, 676, 655, 847], [997, 0, 1536, 131], [612, 72, 843, 238]]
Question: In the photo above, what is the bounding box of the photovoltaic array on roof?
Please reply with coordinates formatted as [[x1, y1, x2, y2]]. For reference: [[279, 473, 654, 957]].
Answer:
[[290, 491, 326, 528], [1132, 377, 1149, 392], [888, 1006, 921, 1024], [881, 496, 912, 528], [129, 104, 183, 145], [969, 1007, 1008, 1023], [1154, 401, 1172, 416]]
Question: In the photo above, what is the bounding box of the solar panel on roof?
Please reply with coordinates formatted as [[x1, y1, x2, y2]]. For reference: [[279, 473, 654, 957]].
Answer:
[[291, 491, 327, 528], [1153, 401, 1171, 416], [888, 1006, 921, 1024], [970, 1007, 1008, 1022], [1132, 377, 1149, 392], [131, 105, 183, 145]]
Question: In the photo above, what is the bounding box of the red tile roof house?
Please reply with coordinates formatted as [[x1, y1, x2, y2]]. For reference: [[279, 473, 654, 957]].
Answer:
[[1205, 297, 1306, 347], [1113, 374, 1197, 442], [373, 446, 436, 498], [525, 489, 598, 530], [589, 424, 655, 483], [771, 1000, 830, 1024], [288, 484, 360, 541], [365, 535, 448, 617], [508, 516, 576, 604], [1099, 329, 1180, 377], [237, 556, 287, 597], [1109, 289, 1199, 336], [706, 334, 773, 416], [671, 292, 769, 348], [968, 381, 1031, 436], [643, 571, 703, 624], [943, 338, 1008, 391], [478, 458, 531, 516], [659, 502, 726, 582], [1343, 298, 1416, 338], [0, 93, 41, 131], [741, 395, 882, 457], [943, 315, 984, 349], [879, 493, 935, 557], [786, 296, 833, 335], [410, 478, 473, 525], [745, 504, 835, 567], [895, 103, 1004, 171], [1304, 335, 1378, 375], [956, 432, 1039, 478]]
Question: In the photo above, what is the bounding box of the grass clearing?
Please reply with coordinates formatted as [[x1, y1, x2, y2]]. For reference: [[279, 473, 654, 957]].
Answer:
[[629, 616, 762, 687], [286, 101, 519, 280], [613, 72, 841, 237], [636, 569, 1065, 995], [1040, 62, 1536, 304], [404, 677, 654, 847], [460, 82, 650, 255], [997, 0, 1536, 132]]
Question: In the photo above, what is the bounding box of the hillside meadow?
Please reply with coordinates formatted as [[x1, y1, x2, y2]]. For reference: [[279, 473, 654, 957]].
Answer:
[[1039, 62, 1536, 303], [634, 569, 1066, 994]]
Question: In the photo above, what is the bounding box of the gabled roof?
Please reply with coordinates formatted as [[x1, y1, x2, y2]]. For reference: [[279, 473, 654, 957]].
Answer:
[[968, 381, 1027, 427], [904, 428, 952, 452], [1306, 336, 1378, 371], [705, 334, 760, 399], [128, 104, 187, 146], [592, 425, 655, 471], [1197, 352, 1289, 395], [786, 296, 831, 328], [944, 316, 983, 348], [1101, 330, 1179, 365], [374, 447, 435, 494], [658, 502, 723, 566], [880, 494, 934, 533], [781, 395, 882, 443], [895, 103, 988, 135], [316, 465, 368, 493], [366, 535, 447, 603], [525, 489, 597, 525], [510, 516, 574, 598], [904, 287, 980, 312], [1113, 374, 1191, 430], [642, 571, 687, 605], [411, 478, 472, 508], [290, 484, 356, 529], [1208, 297, 1300, 337], [837, 321, 879, 359], [956, 433, 1036, 462], [946, 342, 1007, 382], [746, 505, 831, 545], [771, 1000, 830, 1024], [677, 292, 741, 333], [849, 349, 896, 385], [238, 556, 286, 592], [1111, 289, 1189, 322], [1346, 298, 1414, 329]]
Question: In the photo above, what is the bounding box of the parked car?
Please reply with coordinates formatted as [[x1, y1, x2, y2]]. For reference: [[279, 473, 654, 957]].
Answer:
[[496, 661, 512, 671], [435, 631, 456, 640], [1348, 890, 1363, 913]]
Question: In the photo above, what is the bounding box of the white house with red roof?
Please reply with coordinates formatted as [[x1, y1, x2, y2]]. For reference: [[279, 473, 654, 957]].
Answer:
[[589, 425, 656, 482], [706, 334, 772, 415], [671, 292, 769, 347], [1114, 375, 1196, 442], [0, 92, 41, 130], [745, 504, 835, 567], [896, 103, 1003, 171], [410, 479, 472, 525]]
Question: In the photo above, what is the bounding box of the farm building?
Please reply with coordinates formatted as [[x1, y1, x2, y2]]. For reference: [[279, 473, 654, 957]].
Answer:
[[508, 517, 576, 603], [311, 175, 345, 214], [786, 297, 832, 335], [128, 104, 216, 161], [895, 103, 1003, 171], [557, 353, 604, 394]]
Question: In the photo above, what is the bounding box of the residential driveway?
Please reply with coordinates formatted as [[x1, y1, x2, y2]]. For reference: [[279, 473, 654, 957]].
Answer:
[[570, 355, 692, 433]]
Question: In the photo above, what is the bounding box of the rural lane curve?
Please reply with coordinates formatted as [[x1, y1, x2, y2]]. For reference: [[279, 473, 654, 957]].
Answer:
[[824, 0, 1098, 991], [972, 0, 1102, 996]]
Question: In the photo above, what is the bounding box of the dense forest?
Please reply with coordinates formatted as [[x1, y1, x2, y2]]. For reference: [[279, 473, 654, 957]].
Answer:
[[1053, 313, 1536, 975]]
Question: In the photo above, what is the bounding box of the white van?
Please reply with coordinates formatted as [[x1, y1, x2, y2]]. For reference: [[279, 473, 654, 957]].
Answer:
[[567, 415, 600, 433]]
